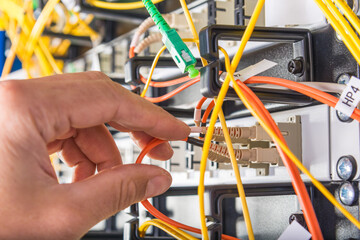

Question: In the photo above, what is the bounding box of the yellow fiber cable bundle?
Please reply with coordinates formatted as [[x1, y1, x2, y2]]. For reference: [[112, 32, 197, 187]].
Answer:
[[0, 0, 100, 77], [86, 0, 164, 10], [313, 0, 360, 65], [333, 0, 360, 34], [25, 0, 60, 59], [0, 0, 60, 76], [139, 219, 198, 240], [71, 11, 99, 41]]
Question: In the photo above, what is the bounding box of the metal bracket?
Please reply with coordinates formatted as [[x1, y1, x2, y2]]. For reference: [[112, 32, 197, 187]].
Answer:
[[199, 25, 314, 103], [125, 56, 203, 85]]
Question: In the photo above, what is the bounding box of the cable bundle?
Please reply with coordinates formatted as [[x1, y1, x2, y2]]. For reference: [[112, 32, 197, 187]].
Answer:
[[313, 0, 360, 65], [0, 0, 99, 79], [136, 1, 360, 240], [86, 0, 164, 10]]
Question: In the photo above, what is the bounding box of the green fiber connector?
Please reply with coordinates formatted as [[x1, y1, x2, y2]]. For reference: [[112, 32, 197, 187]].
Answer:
[[160, 28, 199, 78], [142, 0, 199, 78]]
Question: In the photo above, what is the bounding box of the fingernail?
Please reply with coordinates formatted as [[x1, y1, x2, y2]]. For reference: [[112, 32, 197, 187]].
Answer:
[[169, 148, 174, 157], [145, 172, 172, 199], [164, 142, 174, 156]]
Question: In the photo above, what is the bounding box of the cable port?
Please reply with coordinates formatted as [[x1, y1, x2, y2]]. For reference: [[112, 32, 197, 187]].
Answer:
[[203, 116, 302, 173]]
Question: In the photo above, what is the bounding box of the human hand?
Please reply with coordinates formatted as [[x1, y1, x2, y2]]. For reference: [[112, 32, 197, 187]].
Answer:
[[0, 72, 190, 239]]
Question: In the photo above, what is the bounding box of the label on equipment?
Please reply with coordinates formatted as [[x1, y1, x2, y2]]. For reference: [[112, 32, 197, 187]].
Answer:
[[335, 76, 360, 117], [278, 221, 311, 240], [234, 59, 277, 81]]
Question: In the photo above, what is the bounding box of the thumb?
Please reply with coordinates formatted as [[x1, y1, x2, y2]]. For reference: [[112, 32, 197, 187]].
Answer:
[[63, 164, 171, 235]]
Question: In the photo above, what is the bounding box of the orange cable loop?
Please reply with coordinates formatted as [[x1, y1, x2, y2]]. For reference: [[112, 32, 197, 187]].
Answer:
[[144, 77, 200, 103], [136, 138, 240, 240]]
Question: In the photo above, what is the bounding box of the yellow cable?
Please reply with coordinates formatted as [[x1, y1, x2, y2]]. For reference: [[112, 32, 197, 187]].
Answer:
[[178, 0, 207, 66], [140, 45, 167, 97], [25, 0, 60, 59], [38, 39, 62, 74], [219, 46, 254, 239], [152, 219, 199, 240], [313, 0, 360, 65], [86, 0, 164, 10], [55, 39, 71, 56], [33, 46, 53, 76], [182, 38, 199, 43], [321, 0, 360, 51], [23, 4, 55, 75], [72, 11, 99, 42], [1, 27, 21, 80], [333, 0, 360, 36], [218, 107, 254, 240], [139, 219, 198, 240], [228, 66, 360, 229], [0, 0, 57, 76], [0, 1, 25, 24], [198, 1, 264, 239], [0, 15, 7, 30]]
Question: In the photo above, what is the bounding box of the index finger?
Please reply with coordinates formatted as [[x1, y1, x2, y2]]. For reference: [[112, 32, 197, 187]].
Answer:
[[1, 71, 190, 143]]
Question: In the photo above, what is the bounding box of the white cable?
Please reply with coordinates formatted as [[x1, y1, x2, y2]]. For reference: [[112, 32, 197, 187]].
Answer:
[[190, 126, 204, 133], [130, 14, 171, 48], [134, 33, 163, 55], [130, 17, 155, 48]]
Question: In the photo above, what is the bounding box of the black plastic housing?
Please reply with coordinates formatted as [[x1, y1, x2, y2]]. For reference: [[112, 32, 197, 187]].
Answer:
[[199, 25, 314, 103]]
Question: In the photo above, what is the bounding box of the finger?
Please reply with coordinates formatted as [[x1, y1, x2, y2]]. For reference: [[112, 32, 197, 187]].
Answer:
[[61, 138, 96, 182], [58, 128, 77, 140], [107, 123, 175, 160], [2, 72, 190, 144], [130, 131, 174, 160], [47, 129, 77, 153], [72, 125, 122, 171], [62, 164, 172, 236], [108, 122, 131, 132], [47, 139, 64, 154], [59, 125, 122, 180], [46, 127, 76, 153]]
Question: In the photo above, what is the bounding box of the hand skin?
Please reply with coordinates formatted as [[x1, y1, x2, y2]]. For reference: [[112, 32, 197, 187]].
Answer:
[[0, 71, 190, 240]]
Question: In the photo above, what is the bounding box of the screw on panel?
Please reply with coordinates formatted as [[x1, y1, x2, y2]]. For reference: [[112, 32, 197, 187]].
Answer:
[[338, 181, 359, 206], [336, 155, 357, 181], [337, 73, 351, 85], [336, 110, 354, 123], [287, 57, 304, 76]]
